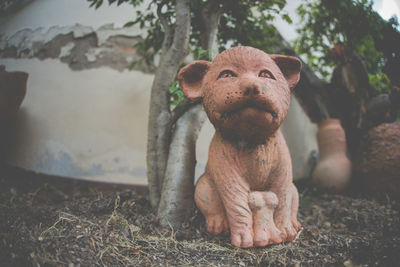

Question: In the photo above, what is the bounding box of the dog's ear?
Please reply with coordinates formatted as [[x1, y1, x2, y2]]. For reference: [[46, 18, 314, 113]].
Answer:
[[270, 55, 302, 91], [178, 60, 211, 101]]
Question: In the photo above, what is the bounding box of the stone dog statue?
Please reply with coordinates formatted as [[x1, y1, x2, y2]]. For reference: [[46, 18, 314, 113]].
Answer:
[[178, 46, 302, 248]]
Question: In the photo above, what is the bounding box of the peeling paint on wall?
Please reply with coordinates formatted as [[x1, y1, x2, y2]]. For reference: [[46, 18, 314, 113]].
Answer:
[[0, 24, 150, 72]]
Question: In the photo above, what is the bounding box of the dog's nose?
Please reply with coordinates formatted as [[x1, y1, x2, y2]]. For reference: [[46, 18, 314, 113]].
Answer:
[[240, 77, 262, 97], [244, 86, 260, 96]]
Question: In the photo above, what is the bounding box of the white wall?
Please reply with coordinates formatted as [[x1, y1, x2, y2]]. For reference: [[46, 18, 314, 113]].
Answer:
[[0, 0, 144, 36], [1, 0, 318, 184]]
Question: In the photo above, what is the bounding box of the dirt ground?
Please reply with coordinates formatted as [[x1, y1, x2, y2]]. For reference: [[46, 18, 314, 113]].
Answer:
[[0, 165, 399, 267]]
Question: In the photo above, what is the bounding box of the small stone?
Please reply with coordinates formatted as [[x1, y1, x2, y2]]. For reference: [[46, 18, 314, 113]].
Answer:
[[129, 224, 140, 233]]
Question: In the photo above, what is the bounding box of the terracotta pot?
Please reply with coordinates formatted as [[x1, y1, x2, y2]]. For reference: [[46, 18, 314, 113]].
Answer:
[[312, 119, 352, 191], [355, 122, 400, 193]]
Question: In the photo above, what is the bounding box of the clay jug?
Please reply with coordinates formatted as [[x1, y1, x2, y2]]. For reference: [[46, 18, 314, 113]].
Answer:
[[312, 119, 351, 191]]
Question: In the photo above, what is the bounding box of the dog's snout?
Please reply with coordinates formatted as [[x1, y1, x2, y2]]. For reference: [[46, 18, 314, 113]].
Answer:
[[244, 86, 260, 96], [253, 87, 260, 95], [240, 77, 262, 97]]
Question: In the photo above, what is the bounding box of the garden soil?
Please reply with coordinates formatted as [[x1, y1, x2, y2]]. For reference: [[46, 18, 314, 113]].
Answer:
[[0, 165, 399, 266]]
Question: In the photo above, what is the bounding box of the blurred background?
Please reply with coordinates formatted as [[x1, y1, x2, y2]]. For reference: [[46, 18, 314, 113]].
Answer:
[[0, 0, 398, 185]]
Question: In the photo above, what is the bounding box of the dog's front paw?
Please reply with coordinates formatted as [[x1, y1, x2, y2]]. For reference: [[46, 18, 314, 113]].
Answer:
[[276, 220, 299, 242], [253, 224, 284, 246], [206, 214, 229, 235], [231, 229, 253, 248]]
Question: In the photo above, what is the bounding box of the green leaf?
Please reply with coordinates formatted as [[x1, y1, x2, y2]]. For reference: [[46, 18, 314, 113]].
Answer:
[[123, 21, 136, 27], [197, 49, 208, 59], [169, 85, 179, 94], [176, 90, 184, 98], [282, 13, 292, 24]]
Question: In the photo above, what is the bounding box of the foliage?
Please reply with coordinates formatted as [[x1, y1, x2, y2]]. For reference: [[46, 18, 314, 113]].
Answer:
[[88, 0, 143, 9], [168, 80, 184, 106], [368, 72, 392, 95], [294, 0, 400, 91], [194, 0, 291, 53], [169, 48, 213, 107], [88, 0, 291, 64], [88, 0, 293, 106]]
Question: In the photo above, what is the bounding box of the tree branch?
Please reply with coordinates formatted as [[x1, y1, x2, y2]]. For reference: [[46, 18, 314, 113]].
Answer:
[[157, 0, 219, 225], [157, 0, 172, 53], [170, 0, 190, 59], [170, 99, 201, 127], [157, 0, 170, 32], [157, 104, 206, 227], [200, 0, 223, 56], [147, 0, 191, 210]]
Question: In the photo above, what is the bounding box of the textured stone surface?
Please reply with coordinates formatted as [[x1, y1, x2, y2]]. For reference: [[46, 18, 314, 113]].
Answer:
[[356, 122, 400, 193], [178, 46, 302, 248]]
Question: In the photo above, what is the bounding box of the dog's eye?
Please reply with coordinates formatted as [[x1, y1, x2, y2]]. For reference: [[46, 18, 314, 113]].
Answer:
[[259, 70, 275, 79], [218, 70, 236, 79]]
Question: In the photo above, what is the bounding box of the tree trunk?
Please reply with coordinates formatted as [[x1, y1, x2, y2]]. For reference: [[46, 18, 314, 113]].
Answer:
[[157, 104, 206, 226], [147, 0, 191, 209], [156, 0, 222, 226]]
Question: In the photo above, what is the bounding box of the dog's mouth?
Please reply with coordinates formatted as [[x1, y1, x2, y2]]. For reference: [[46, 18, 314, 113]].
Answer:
[[220, 102, 277, 120]]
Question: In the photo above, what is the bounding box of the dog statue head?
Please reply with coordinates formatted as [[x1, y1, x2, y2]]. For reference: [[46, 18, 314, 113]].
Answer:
[[178, 46, 301, 145]]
